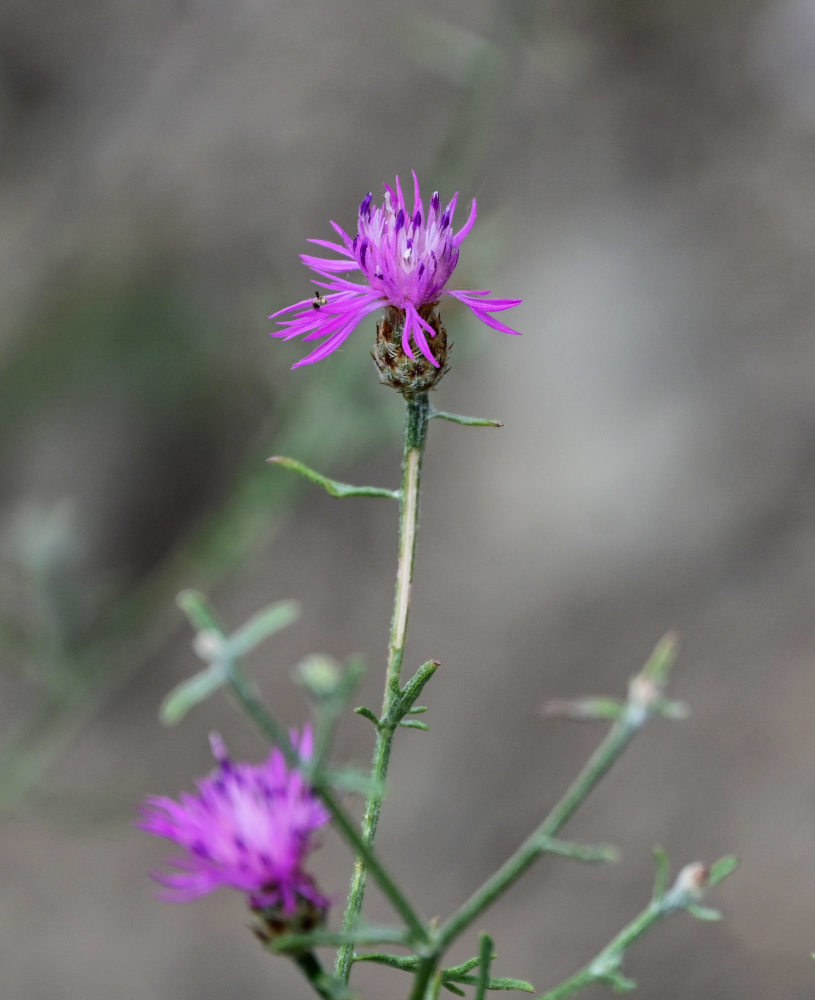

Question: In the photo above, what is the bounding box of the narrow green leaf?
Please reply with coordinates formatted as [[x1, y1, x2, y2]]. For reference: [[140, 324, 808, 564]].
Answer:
[[267, 456, 399, 499], [399, 719, 430, 731], [449, 975, 535, 993], [354, 705, 381, 728], [539, 697, 624, 721], [652, 845, 670, 901], [604, 970, 637, 993], [535, 835, 619, 864], [272, 924, 410, 953], [485, 977, 535, 993], [355, 952, 419, 971], [430, 409, 503, 427], [159, 664, 227, 724], [475, 934, 493, 1000], [441, 982, 467, 996], [641, 632, 679, 687], [708, 855, 739, 886], [653, 697, 691, 720], [176, 589, 226, 635], [686, 903, 722, 922], [443, 956, 483, 977], [400, 660, 440, 705], [226, 600, 300, 658]]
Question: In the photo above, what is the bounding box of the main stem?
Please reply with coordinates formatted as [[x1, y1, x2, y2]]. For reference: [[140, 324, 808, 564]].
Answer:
[[335, 392, 430, 982]]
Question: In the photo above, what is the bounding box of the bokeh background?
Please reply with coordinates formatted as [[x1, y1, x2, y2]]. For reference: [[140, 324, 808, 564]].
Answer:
[[3, 0, 815, 997]]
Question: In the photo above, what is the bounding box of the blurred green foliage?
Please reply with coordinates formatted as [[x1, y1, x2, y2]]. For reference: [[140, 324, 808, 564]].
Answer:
[[0, 263, 399, 809]]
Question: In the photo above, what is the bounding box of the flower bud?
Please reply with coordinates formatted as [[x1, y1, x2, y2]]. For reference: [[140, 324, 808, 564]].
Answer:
[[373, 305, 450, 394], [295, 653, 342, 699], [192, 628, 223, 662], [251, 893, 328, 947], [674, 861, 710, 899]]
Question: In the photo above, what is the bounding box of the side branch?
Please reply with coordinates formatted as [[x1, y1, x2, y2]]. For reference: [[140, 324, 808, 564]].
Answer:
[[268, 455, 399, 499], [430, 407, 503, 427], [434, 635, 683, 952], [538, 854, 739, 999]]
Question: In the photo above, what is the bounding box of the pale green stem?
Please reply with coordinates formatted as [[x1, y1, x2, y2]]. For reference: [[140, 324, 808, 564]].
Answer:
[[336, 392, 430, 982], [538, 882, 694, 1000], [435, 701, 646, 952]]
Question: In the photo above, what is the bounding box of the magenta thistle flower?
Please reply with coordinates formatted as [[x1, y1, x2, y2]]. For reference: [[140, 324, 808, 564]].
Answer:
[[269, 172, 522, 371], [138, 727, 330, 915]]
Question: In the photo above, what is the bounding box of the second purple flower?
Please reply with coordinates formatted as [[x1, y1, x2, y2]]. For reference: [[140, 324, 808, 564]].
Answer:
[[138, 727, 329, 922]]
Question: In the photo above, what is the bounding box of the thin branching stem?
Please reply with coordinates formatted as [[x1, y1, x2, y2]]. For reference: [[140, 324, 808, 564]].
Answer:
[[435, 701, 648, 952], [223, 660, 427, 942], [537, 903, 661, 1000], [537, 865, 719, 1000]]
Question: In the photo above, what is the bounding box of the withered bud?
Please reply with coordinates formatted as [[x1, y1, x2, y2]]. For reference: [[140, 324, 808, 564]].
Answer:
[[372, 305, 450, 395], [674, 862, 710, 899]]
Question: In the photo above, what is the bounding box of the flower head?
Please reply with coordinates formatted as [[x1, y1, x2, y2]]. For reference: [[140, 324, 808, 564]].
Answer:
[[138, 727, 330, 916], [269, 172, 521, 381]]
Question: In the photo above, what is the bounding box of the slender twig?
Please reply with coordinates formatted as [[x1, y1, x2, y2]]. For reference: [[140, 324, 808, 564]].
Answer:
[[336, 392, 431, 982], [434, 714, 639, 951], [537, 905, 658, 1000], [538, 861, 729, 999], [435, 641, 678, 952], [430, 407, 503, 427], [267, 456, 399, 499]]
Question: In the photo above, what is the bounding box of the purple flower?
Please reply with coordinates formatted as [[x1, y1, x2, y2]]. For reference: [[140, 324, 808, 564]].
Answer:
[[270, 172, 522, 369], [138, 727, 330, 914]]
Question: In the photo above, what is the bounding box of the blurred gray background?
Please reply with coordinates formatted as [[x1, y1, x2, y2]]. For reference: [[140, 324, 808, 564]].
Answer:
[[2, 0, 815, 997]]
